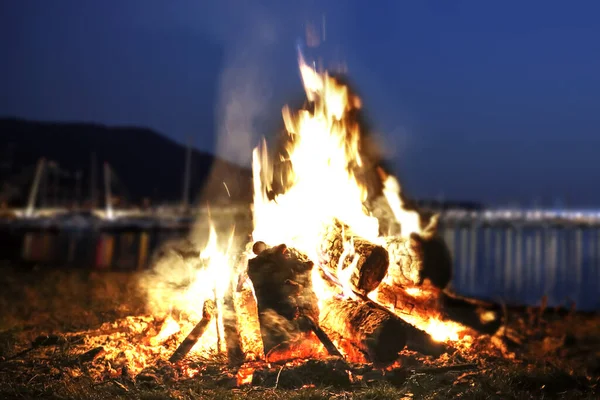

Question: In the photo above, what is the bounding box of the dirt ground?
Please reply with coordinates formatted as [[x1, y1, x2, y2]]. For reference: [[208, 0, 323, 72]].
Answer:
[[0, 264, 599, 400]]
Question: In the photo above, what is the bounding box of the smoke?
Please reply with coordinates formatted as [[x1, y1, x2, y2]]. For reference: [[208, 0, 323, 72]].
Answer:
[[214, 13, 279, 166]]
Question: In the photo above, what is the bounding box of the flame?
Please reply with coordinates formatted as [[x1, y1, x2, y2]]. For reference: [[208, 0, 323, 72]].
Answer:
[[380, 172, 421, 238], [117, 56, 468, 372], [119, 220, 240, 372], [252, 57, 381, 260], [149, 315, 181, 346], [250, 56, 466, 350], [236, 366, 255, 386]]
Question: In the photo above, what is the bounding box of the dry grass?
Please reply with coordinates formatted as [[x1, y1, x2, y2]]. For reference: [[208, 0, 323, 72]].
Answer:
[[0, 263, 599, 399]]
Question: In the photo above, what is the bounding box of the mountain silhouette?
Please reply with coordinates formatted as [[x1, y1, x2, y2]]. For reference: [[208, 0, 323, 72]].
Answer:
[[0, 118, 252, 207]]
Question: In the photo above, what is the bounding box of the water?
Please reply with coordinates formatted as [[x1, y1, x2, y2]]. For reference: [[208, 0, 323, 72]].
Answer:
[[2, 213, 600, 311], [440, 222, 600, 311]]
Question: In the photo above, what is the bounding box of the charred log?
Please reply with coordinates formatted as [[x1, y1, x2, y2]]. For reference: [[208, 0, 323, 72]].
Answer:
[[353, 292, 449, 358], [440, 291, 503, 335], [418, 233, 453, 289], [223, 280, 245, 365], [319, 297, 410, 365], [247, 243, 321, 356], [319, 220, 389, 294], [375, 283, 442, 317], [169, 299, 216, 363]]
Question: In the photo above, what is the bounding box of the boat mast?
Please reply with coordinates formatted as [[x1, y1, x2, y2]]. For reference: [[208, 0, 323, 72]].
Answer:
[[90, 152, 97, 209], [104, 162, 113, 219], [75, 170, 82, 209], [182, 135, 192, 212], [25, 158, 46, 217]]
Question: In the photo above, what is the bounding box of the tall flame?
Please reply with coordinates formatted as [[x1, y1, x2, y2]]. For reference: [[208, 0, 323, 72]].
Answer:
[[139, 220, 237, 363], [252, 57, 381, 260], [135, 56, 465, 373], [251, 57, 465, 344]]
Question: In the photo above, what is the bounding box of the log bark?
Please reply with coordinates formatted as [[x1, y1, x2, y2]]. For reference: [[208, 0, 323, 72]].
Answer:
[[418, 234, 453, 289], [384, 233, 452, 289], [319, 297, 409, 365], [375, 283, 442, 317], [319, 219, 389, 294], [384, 236, 424, 287], [223, 280, 245, 365], [352, 292, 449, 358], [247, 243, 321, 356], [169, 299, 215, 363]]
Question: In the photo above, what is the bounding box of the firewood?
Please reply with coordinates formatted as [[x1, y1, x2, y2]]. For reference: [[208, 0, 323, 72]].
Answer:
[[77, 346, 105, 363], [223, 280, 245, 365], [375, 283, 442, 317], [169, 299, 216, 363], [418, 234, 453, 289], [247, 243, 321, 356], [440, 291, 503, 335], [319, 297, 409, 365], [384, 236, 424, 287], [352, 292, 449, 358], [384, 233, 452, 289], [319, 219, 389, 294], [301, 316, 344, 358]]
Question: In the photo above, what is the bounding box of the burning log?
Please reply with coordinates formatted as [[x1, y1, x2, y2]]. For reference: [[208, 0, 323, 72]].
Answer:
[[169, 299, 216, 363], [384, 236, 424, 287], [418, 233, 453, 289], [440, 291, 503, 335], [247, 243, 340, 357], [384, 233, 453, 289], [319, 295, 447, 365], [319, 297, 407, 364], [375, 283, 442, 317], [319, 219, 390, 294], [223, 279, 245, 365]]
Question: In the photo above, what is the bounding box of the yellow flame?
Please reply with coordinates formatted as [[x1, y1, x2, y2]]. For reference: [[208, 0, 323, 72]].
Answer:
[[250, 58, 465, 344], [252, 59, 381, 262], [381, 174, 421, 238], [135, 57, 466, 372], [150, 315, 181, 346], [141, 220, 237, 361]]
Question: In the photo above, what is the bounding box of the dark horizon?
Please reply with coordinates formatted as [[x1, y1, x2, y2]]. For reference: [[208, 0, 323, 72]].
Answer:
[[2, 1, 600, 206]]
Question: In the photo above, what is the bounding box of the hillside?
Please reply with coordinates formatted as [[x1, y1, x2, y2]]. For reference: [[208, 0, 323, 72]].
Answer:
[[0, 118, 252, 206]]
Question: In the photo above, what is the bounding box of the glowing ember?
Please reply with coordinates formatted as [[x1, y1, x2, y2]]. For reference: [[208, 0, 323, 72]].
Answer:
[[236, 366, 255, 386], [150, 315, 181, 346]]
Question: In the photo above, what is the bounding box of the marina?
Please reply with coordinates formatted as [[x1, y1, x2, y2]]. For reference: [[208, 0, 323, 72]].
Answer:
[[2, 206, 600, 310]]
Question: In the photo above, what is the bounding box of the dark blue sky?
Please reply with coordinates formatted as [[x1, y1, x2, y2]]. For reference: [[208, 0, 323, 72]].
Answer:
[[2, 1, 600, 206]]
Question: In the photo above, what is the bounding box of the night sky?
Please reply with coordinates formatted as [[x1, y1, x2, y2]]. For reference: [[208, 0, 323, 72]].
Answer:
[[2, 1, 600, 206]]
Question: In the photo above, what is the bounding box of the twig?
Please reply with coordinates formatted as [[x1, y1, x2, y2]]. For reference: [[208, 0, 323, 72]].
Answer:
[[112, 380, 129, 392], [453, 370, 482, 385], [274, 366, 284, 389], [411, 363, 478, 375], [169, 300, 216, 363], [27, 374, 40, 384], [301, 316, 343, 358]]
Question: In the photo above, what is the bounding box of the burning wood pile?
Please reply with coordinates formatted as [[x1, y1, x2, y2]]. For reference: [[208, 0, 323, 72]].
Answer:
[[133, 56, 507, 385], [3, 57, 600, 399]]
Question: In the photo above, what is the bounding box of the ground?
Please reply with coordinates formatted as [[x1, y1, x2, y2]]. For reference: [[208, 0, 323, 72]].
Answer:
[[0, 264, 599, 400]]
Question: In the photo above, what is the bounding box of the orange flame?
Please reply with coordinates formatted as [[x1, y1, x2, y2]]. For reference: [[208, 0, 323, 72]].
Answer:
[[251, 56, 466, 348], [131, 56, 467, 371]]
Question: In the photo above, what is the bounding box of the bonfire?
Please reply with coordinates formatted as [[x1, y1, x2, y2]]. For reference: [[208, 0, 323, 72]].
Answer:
[[9, 57, 600, 398], [124, 56, 506, 384]]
